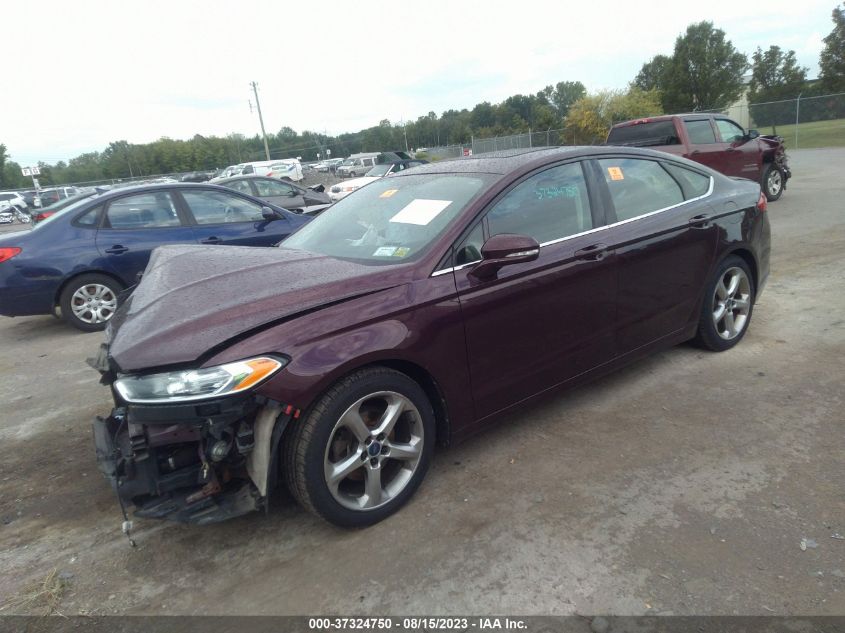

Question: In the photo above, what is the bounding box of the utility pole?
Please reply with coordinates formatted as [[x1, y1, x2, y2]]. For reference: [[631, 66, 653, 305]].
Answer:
[[250, 81, 271, 160]]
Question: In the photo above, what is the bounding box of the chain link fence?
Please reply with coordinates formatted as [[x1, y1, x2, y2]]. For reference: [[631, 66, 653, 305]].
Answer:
[[691, 92, 845, 149]]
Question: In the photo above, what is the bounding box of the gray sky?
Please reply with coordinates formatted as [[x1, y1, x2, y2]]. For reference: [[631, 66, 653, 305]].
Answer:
[[2, 0, 835, 166]]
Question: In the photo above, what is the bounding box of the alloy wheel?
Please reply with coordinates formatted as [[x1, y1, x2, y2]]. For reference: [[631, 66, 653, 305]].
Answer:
[[711, 267, 751, 340], [323, 391, 424, 511], [767, 169, 782, 197]]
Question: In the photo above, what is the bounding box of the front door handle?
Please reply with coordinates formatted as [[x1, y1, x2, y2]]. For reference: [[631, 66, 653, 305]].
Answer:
[[201, 236, 222, 244], [105, 245, 129, 254], [574, 243, 608, 261], [688, 214, 713, 228]]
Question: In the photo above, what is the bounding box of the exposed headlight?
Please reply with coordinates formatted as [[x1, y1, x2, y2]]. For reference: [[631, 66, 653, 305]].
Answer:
[[114, 356, 286, 404]]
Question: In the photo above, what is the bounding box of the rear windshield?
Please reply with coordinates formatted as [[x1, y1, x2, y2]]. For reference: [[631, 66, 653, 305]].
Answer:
[[607, 121, 680, 147], [281, 173, 493, 265]]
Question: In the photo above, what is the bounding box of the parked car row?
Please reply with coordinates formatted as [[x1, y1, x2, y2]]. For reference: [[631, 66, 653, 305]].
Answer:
[[328, 158, 428, 202]]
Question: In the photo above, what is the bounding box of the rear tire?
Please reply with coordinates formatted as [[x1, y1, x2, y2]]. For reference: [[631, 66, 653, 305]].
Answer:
[[284, 367, 435, 528], [59, 273, 124, 332], [762, 163, 784, 201], [694, 256, 755, 352]]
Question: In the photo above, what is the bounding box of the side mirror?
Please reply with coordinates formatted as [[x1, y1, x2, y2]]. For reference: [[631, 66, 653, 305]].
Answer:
[[747, 129, 760, 140], [469, 233, 540, 281], [261, 206, 283, 221]]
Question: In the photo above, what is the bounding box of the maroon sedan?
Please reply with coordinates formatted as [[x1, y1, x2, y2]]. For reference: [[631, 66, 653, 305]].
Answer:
[[92, 146, 770, 527]]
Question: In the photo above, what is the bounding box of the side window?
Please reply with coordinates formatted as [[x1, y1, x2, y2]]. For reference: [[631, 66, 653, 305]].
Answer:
[[454, 222, 485, 266], [598, 158, 684, 221], [663, 163, 711, 199], [685, 119, 717, 144], [74, 204, 102, 227], [182, 190, 266, 224], [486, 162, 593, 244], [106, 192, 181, 229], [254, 179, 295, 197], [226, 180, 254, 195], [715, 119, 745, 143]]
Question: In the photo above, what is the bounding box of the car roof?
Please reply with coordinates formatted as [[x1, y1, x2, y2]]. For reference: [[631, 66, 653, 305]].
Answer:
[[396, 146, 690, 175], [71, 181, 239, 203], [611, 113, 737, 128]]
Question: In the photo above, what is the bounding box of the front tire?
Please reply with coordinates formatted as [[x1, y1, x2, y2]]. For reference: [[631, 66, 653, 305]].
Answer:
[[694, 256, 755, 352], [284, 367, 435, 527], [762, 163, 784, 201], [59, 273, 124, 332]]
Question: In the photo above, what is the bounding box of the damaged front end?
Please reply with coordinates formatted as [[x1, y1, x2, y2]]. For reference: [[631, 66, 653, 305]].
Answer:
[[760, 134, 793, 185], [90, 344, 294, 525]]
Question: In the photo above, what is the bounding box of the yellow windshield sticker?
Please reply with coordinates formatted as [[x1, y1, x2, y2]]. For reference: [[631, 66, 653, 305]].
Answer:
[[393, 247, 410, 257], [607, 167, 624, 181], [380, 189, 399, 198]]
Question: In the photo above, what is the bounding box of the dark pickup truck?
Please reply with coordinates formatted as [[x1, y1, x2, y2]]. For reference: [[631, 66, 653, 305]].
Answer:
[[606, 114, 791, 201]]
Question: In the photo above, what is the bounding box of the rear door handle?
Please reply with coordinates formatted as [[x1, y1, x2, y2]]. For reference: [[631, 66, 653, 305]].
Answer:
[[105, 245, 129, 254], [688, 214, 713, 228], [574, 243, 608, 261], [201, 236, 222, 244]]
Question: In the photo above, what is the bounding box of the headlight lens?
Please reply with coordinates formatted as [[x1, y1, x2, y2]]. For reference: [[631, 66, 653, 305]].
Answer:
[[114, 356, 286, 404]]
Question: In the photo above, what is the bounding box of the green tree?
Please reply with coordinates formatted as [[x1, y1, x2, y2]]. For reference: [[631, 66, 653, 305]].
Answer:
[[633, 55, 671, 91], [645, 22, 748, 112], [565, 88, 663, 144], [0, 144, 8, 188], [550, 81, 586, 118], [748, 46, 808, 129], [820, 3, 845, 92]]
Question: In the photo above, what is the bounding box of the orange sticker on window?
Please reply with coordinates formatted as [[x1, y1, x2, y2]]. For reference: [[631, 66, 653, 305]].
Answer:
[[380, 189, 398, 198], [607, 167, 624, 181]]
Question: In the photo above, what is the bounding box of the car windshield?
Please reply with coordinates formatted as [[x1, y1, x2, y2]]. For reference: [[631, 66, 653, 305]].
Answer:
[[366, 164, 392, 177], [281, 173, 492, 264]]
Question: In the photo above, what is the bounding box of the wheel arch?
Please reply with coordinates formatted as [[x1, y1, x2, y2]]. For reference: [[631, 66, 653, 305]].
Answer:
[[725, 247, 759, 299], [284, 357, 452, 448], [54, 269, 127, 307]]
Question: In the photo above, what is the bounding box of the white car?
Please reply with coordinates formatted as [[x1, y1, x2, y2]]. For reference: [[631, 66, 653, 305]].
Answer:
[[0, 192, 27, 212], [266, 160, 304, 182], [327, 160, 427, 202], [0, 203, 15, 223]]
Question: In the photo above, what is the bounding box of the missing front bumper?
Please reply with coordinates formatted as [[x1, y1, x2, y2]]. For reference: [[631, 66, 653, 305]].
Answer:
[[92, 397, 289, 525]]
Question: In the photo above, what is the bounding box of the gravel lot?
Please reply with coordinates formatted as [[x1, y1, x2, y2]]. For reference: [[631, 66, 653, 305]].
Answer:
[[0, 149, 843, 616]]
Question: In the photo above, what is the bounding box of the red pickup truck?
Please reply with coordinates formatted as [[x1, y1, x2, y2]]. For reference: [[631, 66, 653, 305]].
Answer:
[[606, 114, 791, 201]]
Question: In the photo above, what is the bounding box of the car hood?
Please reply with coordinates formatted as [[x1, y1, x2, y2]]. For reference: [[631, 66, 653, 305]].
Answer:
[[107, 244, 403, 372]]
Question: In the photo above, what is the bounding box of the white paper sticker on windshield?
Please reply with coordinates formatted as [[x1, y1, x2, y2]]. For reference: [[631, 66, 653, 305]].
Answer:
[[389, 199, 452, 225], [372, 246, 397, 257]]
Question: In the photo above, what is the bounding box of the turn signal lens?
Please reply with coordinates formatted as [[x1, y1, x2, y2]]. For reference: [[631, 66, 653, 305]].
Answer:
[[0, 247, 21, 263], [757, 191, 767, 213], [114, 356, 286, 404]]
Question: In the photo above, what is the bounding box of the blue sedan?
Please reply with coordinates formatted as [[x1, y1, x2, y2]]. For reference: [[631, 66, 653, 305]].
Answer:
[[0, 183, 310, 331]]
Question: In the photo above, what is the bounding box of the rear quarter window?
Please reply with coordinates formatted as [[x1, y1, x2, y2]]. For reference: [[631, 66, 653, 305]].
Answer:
[[663, 163, 711, 199]]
